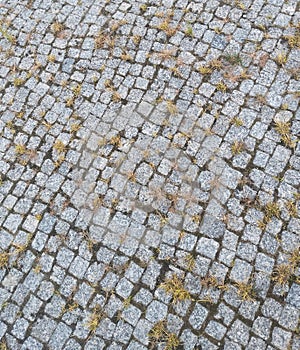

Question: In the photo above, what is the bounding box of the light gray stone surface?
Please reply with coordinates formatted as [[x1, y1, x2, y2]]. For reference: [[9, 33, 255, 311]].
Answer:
[[0, 0, 299, 348]]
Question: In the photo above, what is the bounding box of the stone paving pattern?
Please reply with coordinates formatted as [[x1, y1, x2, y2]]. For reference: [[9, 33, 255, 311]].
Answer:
[[0, 0, 300, 349]]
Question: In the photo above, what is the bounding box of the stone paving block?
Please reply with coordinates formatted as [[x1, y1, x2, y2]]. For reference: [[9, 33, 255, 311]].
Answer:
[[121, 304, 142, 327], [261, 297, 283, 321], [227, 320, 250, 346], [278, 304, 299, 330], [74, 282, 94, 307], [21, 336, 43, 350], [255, 253, 274, 274], [205, 320, 227, 341], [133, 288, 153, 306], [68, 256, 89, 279], [0, 320, 7, 339], [196, 237, 219, 259], [246, 337, 267, 350], [115, 277, 134, 299], [11, 317, 29, 340], [132, 318, 153, 346], [215, 303, 236, 326], [84, 337, 106, 350], [252, 316, 272, 340], [96, 318, 115, 340], [189, 303, 209, 330], [230, 258, 253, 283], [56, 247, 74, 269], [37, 281, 55, 301], [113, 320, 133, 344], [271, 327, 292, 350], [141, 260, 161, 290], [286, 283, 300, 309], [31, 316, 57, 342], [146, 300, 168, 323], [48, 322, 72, 350]]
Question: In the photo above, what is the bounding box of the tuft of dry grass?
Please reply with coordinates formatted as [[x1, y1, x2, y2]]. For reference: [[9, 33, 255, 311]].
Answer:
[[235, 281, 256, 301], [109, 134, 122, 147], [155, 48, 177, 61], [86, 304, 106, 333], [284, 22, 300, 49], [255, 94, 266, 104], [53, 140, 67, 153], [200, 275, 220, 289], [13, 77, 25, 87], [94, 31, 115, 50], [0, 252, 9, 269], [148, 320, 180, 350], [160, 274, 192, 303], [231, 140, 246, 155], [157, 18, 179, 37], [15, 143, 27, 155], [264, 201, 281, 220], [289, 247, 300, 267], [286, 200, 298, 217], [166, 100, 178, 115], [209, 58, 223, 70], [201, 275, 228, 291], [51, 21, 65, 35], [184, 254, 195, 272], [272, 264, 294, 286], [274, 120, 296, 148], [0, 340, 8, 350], [230, 117, 244, 127], [198, 65, 212, 75], [120, 52, 133, 62], [272, 247, 300, 287], [275, 52, 287, 66], [216, 81, 227, 92]]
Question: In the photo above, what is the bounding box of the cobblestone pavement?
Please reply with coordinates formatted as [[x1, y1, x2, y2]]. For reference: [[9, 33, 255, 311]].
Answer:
[[0, 0, 300, 349]]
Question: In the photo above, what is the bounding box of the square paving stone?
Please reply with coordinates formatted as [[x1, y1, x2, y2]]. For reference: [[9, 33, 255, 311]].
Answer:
[[189, 303, 209, 330], [68, 256, 89, 279], [196, 237, 219, 259], [271, 327, 292, 350], [230, 259, 253, 283], [145, 300, 168, 323]]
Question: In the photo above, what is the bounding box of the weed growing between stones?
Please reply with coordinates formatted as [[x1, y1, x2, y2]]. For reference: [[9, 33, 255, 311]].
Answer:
[[0, 252, 9, 269], [0, 340, 8, 350], [224, 53, 242, 65], [149, 320, 180, 350], [53, 140, 67, 153], [275, 52, 287, 66], [274, 121, 296, 148], [157, 18, 179, 37], [86, 304, 106, 333], [160, 274, 192, 303], [272, 247, 300, 286], [235, 282, 256, 301], [272, 264, 295, 286], [264, 202, 281, 220], [201, 275, 228, 291], [51, 21, 65, 35], [0, 24, 16, 44], [284, 22, 300, 48], [286, 200, 298, 217], [166, 100, 178, 115], [231, 140, 246, 155], [216, 81, 227, 92]]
